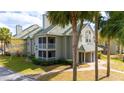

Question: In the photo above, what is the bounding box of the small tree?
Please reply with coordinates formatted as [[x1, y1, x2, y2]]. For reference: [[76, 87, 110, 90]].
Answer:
[[0, 27, 11, 55]]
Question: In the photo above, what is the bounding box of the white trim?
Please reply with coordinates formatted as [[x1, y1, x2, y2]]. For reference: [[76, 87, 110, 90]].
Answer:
[[84, 52, 85, 63], [91, 52, 92, 62], [64, 36, 67, 59]]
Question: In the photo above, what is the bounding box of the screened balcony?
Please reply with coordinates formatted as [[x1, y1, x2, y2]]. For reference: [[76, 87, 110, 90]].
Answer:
[[38, 37, 55, 49]]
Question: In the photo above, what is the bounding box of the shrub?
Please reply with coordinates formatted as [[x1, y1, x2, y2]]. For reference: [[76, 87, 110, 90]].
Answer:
[[98, 52, 101, 59], [31, 57, 72, 66], [31, 58, 41, 65], [28, 55, 35, 59], [4, 52, 11, 56]]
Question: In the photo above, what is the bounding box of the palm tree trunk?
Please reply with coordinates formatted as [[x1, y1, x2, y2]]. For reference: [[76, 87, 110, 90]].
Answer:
[[70, 12, 78, 81], [95, 13, 99, 81], [1, 40, 3, 55], [107, 37, 110, 77], [4, 41, 6, 55]]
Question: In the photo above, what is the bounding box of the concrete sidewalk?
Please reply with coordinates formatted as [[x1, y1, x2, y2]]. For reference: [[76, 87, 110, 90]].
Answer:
[[33, 61, 124, 79], [0, 67, 36, 81]]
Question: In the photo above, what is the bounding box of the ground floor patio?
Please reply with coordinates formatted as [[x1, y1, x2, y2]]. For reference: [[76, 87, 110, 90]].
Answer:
[[78, 51, 95, 64]]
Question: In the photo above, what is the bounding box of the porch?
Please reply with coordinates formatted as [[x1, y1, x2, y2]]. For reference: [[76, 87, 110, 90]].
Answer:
[[78, 52, 95, 64]]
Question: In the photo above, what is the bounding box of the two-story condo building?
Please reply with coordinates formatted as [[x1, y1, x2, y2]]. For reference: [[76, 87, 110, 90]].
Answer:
[[32, 14, 102, 63], [15, 14, 102, 64]]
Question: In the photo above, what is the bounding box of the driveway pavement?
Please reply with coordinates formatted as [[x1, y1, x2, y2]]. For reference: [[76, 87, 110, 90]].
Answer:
[[0, 67, 36, 81]]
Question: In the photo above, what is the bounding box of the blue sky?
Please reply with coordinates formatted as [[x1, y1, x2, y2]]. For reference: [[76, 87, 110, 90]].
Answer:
[[0, 11, 45, 35], [0, 11, 106, 35]]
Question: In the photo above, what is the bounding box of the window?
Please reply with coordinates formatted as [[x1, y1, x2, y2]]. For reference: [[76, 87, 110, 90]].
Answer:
[[48, 51, 55, 58], [85, 30, 91, 43], [48, 37, 55, 49], [48, 37, 55, 43], [38, 51, 46, 57], [39, 37, 46, 44]]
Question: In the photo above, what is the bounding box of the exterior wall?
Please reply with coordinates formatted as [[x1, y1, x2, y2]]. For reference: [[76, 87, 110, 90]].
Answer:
[[31, 38, 35, 55], [78, 25, 95, 49], [56, 36, 64, 59], [26, 38, 31, 56], [34, 36, 39, 58], [66, 36, 72, 59], [26, 38, 35, 56], [35, 24, 94, 61], [56, 36, 72, 60], [34, 35, 72, 60]]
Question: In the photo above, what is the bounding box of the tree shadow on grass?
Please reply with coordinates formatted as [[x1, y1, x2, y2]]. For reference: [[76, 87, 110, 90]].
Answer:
[[98, 75, 108, 80], [35, 67, 71, 81]]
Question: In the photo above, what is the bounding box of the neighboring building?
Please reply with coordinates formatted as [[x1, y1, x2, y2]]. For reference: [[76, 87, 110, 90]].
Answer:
[[14, 24, 42, 56], [14, 14, 102, 63], [110, 40, 124, 54]]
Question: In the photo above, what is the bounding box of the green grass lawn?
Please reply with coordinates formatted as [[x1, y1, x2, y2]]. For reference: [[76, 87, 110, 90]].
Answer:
[[101, 54, 124, 71], [1, 55, 124, 81], [0, 56, 72, 75], [37, 70, 124, 81], [0, 56, 89, 76]]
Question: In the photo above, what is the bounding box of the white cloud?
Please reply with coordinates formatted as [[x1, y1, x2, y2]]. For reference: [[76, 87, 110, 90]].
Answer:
[[0, 11, 45, 35]]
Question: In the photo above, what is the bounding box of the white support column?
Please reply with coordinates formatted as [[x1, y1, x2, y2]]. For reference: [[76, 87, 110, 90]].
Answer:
[[93, 52, 95, 62], [81, 53, 82, 63], [46, 51, 48, 60], [84, 52, 86, 63], [77, 51, 79, 64], [64, 36, 67, 59], [91, 52, 92, 62], [46, 36, 48, 60]]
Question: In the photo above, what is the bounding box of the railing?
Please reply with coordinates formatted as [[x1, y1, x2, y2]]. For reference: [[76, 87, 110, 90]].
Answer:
[[39, 43, 55, 49], [47, 57, 56, 60], [39, 57, 56, 60], [48, 43, 55, 49], [39, 44, 46, 49]]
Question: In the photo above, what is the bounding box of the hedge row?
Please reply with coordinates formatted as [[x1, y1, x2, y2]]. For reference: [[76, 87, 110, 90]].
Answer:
[[30, 57, 72, 66]]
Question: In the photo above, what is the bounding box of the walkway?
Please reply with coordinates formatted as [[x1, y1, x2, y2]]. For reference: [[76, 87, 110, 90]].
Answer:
[[0, 60, 124, 80], [32, 60, 124, 79], [0, 67, 36, 81]]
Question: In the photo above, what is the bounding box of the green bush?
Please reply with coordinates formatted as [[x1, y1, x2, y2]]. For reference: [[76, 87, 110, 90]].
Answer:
[[31, 58, 41, 65], [98, 52, 101, 59], [5, 52, 11, 56], [28, 55, 35, 59], [31, 57, 72, 66]]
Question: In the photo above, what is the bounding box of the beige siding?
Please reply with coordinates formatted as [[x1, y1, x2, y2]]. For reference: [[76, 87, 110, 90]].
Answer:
[[66, 36, 72, 59], [78, 25, 95, 49]]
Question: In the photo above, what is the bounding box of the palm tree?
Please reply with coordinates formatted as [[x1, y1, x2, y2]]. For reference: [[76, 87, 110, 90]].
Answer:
[[95, 12, 99, 81], [47, 11, 94, 81], [0, 27, 11, 54], [100, 11, 124, 77]]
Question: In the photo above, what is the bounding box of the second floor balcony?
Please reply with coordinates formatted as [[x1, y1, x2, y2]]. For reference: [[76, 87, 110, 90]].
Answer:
[[39, 43, 55, 49], [39, 43, 46, 49], [38, 37, 56, 49]]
